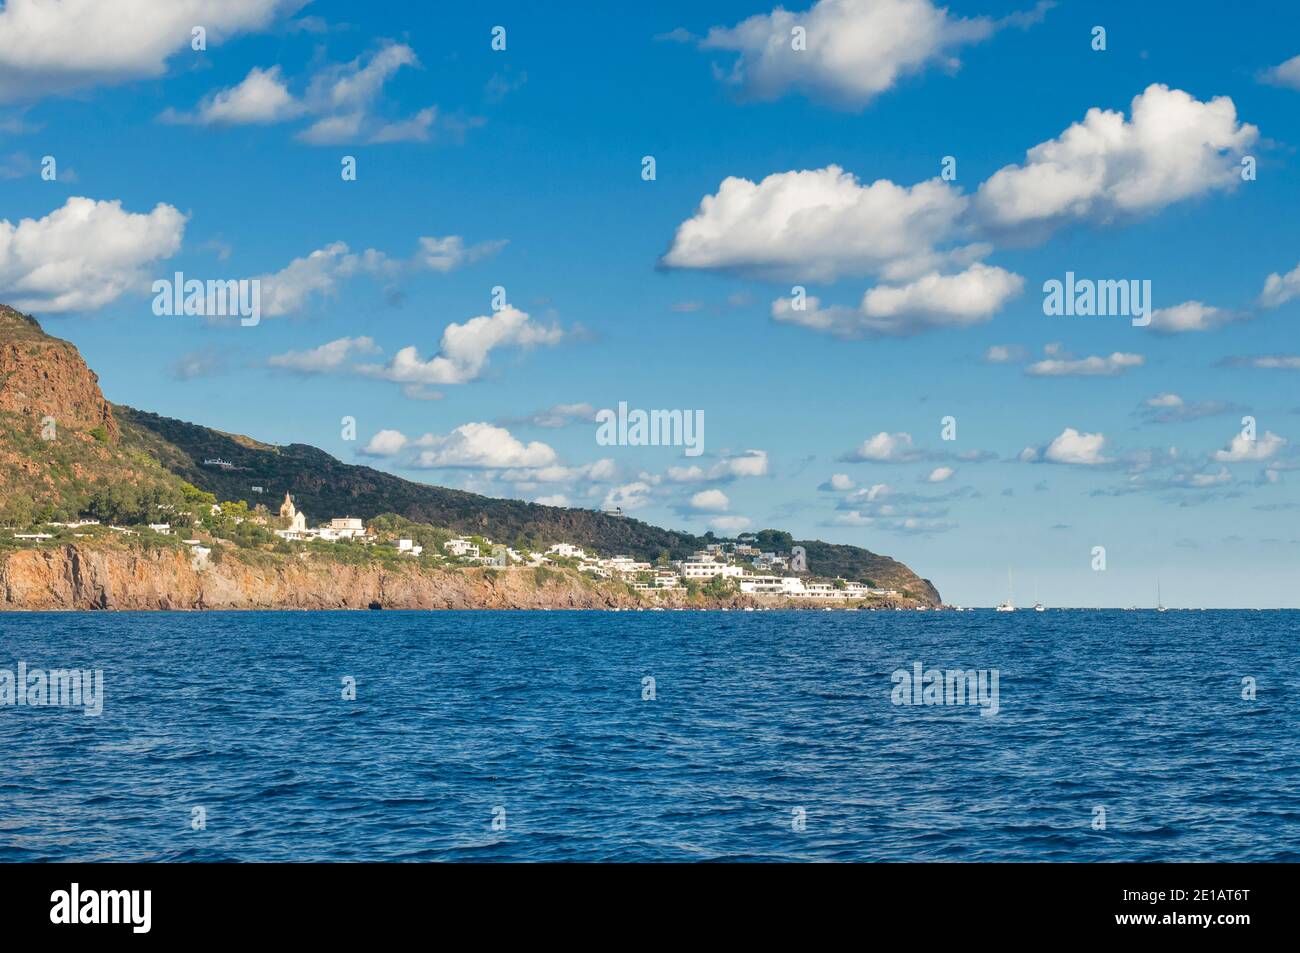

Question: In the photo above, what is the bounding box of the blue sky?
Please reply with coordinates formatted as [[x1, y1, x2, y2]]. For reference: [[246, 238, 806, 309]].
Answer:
[[2, 0, 1298, 607]]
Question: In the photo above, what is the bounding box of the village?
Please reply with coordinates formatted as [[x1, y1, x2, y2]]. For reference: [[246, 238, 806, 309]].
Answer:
[[6, 491, 901, 603]]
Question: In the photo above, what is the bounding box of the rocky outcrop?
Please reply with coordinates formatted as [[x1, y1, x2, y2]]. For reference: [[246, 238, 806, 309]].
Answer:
[[0, 545, 933, 612], [0, 305, 118, 442]]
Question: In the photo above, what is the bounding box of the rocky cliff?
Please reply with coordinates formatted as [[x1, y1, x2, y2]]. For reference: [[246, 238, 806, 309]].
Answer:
[[0, 544, 930, 612], [0, 305, 118, 442]]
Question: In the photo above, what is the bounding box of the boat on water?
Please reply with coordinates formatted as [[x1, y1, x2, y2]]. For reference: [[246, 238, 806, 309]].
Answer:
[[1033, 582, 1045, 611], [995, 569, 1016, 612], [1157, 578, 1168, 612]]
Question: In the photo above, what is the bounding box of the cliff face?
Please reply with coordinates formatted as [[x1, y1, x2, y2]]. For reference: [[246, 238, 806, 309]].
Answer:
[[0, 305, 118, 443], [0, 545, 935, 611]]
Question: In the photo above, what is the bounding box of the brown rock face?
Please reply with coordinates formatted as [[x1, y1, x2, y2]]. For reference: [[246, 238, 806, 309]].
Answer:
[[0, 546, 934, 612], [0, 305, 119, 442]]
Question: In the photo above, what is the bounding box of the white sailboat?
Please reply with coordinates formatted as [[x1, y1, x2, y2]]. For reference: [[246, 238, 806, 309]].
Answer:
[[1157, 578, 1167, 612], [1033, 582, 1045, 612], [996, 570, 1016, 612]]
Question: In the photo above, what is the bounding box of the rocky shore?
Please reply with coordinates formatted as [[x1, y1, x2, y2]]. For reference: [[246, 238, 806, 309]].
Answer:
[[0, 544, 934, 612]]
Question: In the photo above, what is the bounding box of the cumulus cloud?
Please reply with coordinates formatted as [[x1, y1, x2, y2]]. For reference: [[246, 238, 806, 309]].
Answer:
[[163, 42, 471, 146], [773, 263, 1023, 336], [663, 85, 1256, 338], [925, 466, 954, 483], [1261, 54, 1300, 90], [1025, 427, 1111, 465], [0, 196, 185, 311], [1259, 260, 1300, 309], [267, 336, 381, 373], [1213, 431, 1286, 462], [661, 166, 972, 282], [975, 84, 1257, 237], [161, 65, 302, 125], [359, 306, 565, 390], [0, 0, 302, 102], [842, 431, 917, 462], [1025, 351, 1143, 377], [696, 0, 1046, 108], [709, 515, 752, 533], [822, 473, 855, 491], [663, 450, 769, 483], [410, 423, 557, 469], [358, 429, 409, 458], [1148, 300, 1244, 333], [689, 489, 731, 512]]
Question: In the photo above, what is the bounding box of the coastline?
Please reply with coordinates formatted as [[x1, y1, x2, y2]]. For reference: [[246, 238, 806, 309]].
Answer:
[[0, 542, 936, 612]]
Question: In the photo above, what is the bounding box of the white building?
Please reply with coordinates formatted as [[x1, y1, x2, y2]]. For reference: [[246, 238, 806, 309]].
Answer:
[[547, 543, 587, 559], [444, 538, 480, 558], [148, 523, 172, 535], [680, 561, 745, 580], [396, 538, 423, 557]]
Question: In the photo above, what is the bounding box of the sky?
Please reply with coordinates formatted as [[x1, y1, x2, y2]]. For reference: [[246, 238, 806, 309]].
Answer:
[[1, 0, 1298, 608]]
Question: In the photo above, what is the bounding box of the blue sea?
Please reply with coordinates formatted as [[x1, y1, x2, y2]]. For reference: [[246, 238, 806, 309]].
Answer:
[[1, 610, 1296, 862]]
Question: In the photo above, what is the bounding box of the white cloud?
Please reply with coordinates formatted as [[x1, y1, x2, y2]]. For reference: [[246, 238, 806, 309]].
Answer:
[[410, 423, 557, 469], [661, 165, 971, 282], [1261, 54, 1300, 90], [267, 336, 381, 373], [1145, 393, 1184, 408], [415, 236, 509, 273], [1259, 260, 1300, 309], [297, 43, 441, 145], [664, 450, 769, 483], [662, 86, 1256, 328], [983, 344, 1028, 363], [844, 431, 916, 462], [0, 196, 185, 311], [358, 429, 409, 458], [864, 264, 1024, 330], [163, 65, 302, 125], [500, 402, 597, 429], [1040, 427, 1110, 465], [714, 449, 768, 478], [709, 515, 752, 533], [697, 0, 1030, 108], [1222, 355, 1300, 370], [257, 236, 504, 317], [1148, 301, 1242, 333], [1025, 352, 1143, 377], [1213, 430, 1285, 462], [827, 473, 855, 491], [258, 242, 390, 317], [926, 466, 954, 483], [769, 263, 1024, 338], [772, 263, 1022, 337], [0, 0, 301, 102], [975, 84, 1258, 237], [689, 489, 731, 512], [603, 481, 653, 512], [533, 494, 570, 507], [360, 306, 565, 389], [1190, 467, 1232, 487]]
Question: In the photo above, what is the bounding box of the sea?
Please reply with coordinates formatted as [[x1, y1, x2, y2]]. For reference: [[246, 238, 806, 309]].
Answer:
[[1, 610, 1295, 862]]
